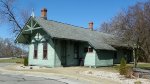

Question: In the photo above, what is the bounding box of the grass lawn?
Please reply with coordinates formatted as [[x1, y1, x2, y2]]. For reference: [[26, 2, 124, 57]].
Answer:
[[113, 62, 150, 70], [136, 63, 150, 70], [0, 58, 24, 64]]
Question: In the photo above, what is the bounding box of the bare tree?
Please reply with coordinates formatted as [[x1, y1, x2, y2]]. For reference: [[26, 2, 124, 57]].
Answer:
[[0, 37, 27, 57], [99, 22, 111, 33], [99, 1, 150, 67], [0, 0, 30, 35]]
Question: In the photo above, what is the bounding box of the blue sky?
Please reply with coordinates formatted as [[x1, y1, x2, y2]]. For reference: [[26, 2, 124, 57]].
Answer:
[[0, 0, 147, 38]]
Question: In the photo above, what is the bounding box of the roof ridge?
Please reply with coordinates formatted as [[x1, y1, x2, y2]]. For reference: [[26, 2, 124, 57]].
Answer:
[[48, 19, 88, 29], [42, 18, 113, 36]]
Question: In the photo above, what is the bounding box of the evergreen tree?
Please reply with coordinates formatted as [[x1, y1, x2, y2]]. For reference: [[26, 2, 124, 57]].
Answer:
[[119, 57, 127, 75]]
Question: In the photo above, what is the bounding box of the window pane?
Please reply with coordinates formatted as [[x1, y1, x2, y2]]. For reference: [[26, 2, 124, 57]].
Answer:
[[43, 50, 47, 59], [34, 44, 38, 50], [43, 43, 47, 59], [43, 43, 47, 50], [34, 44, 38, 59], [88, 48, 93, 52]]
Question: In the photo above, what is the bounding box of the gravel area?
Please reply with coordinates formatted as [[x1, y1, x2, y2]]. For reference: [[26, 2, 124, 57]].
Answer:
[[4, 65, 120, 84], [3, 64, 150, 84], [80, 70, 150, 84]]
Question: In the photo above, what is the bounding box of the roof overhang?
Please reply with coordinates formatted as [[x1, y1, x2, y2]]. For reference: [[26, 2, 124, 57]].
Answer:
[[15, 16, 43, 44]]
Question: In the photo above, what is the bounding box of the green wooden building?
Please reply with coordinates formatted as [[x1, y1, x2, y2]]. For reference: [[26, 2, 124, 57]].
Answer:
[[16, 8, 132, 67]]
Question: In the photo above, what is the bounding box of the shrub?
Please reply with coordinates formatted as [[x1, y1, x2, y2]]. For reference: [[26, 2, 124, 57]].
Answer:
[[125, 66, 133, 78], [24, 57, 28, 66], [119, 57, 127, 75]]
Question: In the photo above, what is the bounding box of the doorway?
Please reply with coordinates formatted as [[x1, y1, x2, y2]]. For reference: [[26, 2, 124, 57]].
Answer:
[[61, 40, 67, 66]]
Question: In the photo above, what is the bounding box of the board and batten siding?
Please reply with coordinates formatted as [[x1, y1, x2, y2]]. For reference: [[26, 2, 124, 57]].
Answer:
[[84, 50, 96, 67], [84, 49, 114, 67], [28, 31, 55, 67], [28, 30, 114, 67], [95, 50, 113, 67], [66, 41, 79, 66], [53, 39, 61, 67], [54, 40, 80, 67]]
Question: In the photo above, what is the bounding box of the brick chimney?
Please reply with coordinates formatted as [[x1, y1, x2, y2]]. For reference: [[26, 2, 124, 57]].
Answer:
[[89, 22, 93, 31], [41, 8, 47, 20]]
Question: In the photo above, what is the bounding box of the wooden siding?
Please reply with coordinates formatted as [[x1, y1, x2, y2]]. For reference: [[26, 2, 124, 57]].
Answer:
[[54, 40, 84, 67], [27, 28, 130, 68], [84, 50, 96, 67], [28, 30, 55, 67], [95, 50, 113, 67]]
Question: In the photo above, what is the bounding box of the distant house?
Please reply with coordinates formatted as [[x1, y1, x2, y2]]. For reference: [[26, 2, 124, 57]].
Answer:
[[15, 8, 133, 67]]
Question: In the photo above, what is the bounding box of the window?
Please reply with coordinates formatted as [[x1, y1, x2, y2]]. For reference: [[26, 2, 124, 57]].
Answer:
[[88, 48, 93, 52], [84, 47, 93, 53], [34, 43, 38, 59], [114, 52, 117, 59], [43, 43, 48, 59]]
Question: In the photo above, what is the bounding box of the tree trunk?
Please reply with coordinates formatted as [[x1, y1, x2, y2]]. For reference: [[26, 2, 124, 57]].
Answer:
[[133, 48, 137, 68]]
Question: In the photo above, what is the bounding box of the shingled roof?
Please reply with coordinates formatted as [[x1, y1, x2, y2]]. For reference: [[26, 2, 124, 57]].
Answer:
[[34, 17, 126, 51], [16, 17, 130, 51]]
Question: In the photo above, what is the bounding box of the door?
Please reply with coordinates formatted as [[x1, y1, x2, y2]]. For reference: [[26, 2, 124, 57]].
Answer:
[[61, 40, 67, 66], [74, 43, 79, 59], [74, 42, 80, 65]]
